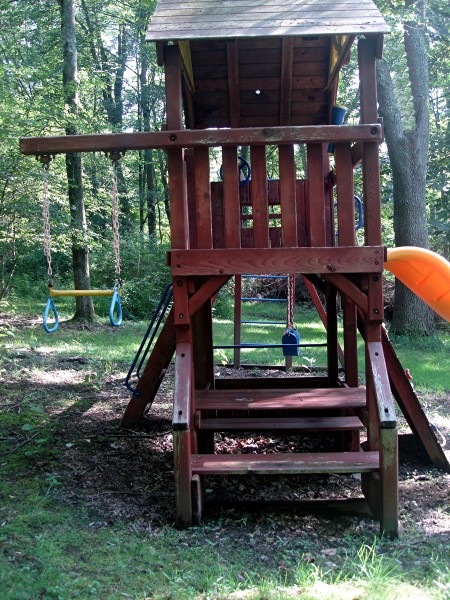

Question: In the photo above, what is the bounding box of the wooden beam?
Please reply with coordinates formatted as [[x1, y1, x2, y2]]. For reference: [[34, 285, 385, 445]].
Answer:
[[171, 246, 384, 275], [20, 125, 383, 156], [226, 40, 241, 128], [280, 38, 294, 126], [250, 145, 269, 248]]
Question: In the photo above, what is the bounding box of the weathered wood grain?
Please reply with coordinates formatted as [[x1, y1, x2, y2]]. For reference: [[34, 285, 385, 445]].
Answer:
[[171, 246, 384, 275]]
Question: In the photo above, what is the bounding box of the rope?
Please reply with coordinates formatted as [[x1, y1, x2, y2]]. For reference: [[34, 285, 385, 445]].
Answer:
[[287, 274, 295, 329], [41, 158, 52, 281]]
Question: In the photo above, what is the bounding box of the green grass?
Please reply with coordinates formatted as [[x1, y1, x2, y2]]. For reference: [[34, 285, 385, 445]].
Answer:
[[1, 298, 449, 599]]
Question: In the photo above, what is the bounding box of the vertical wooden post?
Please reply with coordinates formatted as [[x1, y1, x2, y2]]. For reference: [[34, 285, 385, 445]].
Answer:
[[250, 145, 269, 248], [306, 144, 326, 246], [335, 143, 358, 387], [234, 275, 242, 369], [279, 145, 298, 247], [358, 37, 383, 337], [222, 146, 241, 249]]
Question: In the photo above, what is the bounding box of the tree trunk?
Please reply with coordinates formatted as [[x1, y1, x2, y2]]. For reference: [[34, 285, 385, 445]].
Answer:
[[376, 0, 435, 335], [60, 0, 95, 322]]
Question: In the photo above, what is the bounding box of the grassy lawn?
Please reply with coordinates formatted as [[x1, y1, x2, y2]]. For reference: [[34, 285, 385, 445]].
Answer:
[[1, 298, 449, 599]]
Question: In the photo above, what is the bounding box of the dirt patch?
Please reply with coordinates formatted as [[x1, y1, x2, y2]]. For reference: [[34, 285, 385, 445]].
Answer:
[[2, 351, 449, 550]]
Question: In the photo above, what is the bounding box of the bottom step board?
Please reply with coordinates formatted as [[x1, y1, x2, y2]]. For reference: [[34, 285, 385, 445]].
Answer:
[[197, 415, 364, 432], [192, 452, 379, 475]]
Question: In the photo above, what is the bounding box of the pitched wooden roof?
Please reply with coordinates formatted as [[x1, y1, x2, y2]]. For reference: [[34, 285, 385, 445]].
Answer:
[[147, 0, 389, 42]]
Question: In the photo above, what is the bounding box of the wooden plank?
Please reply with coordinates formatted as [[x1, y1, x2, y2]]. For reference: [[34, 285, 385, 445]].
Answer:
[[196, 387, 366, 411], [20, 125, 383, 156], [165, 45, 183, 129], [380, 328, 450, 472], [222, 146, 241, 248], [278, 145, 298, 246], [173, 430, 193, 527], [171, 246, 384, 276], [214, 376, 330, 389], [173, 341, 193, 430], [326, 283, 339, 385], [280, 38, 294, 126], [250, 145, 269, 247], [307, 143, 326, 246], [193, 147, 212, 249], [192, 452, 380, 476], [233, 275, 242, 369], [197, 415, 365, 431], [379, 427, 398, 537], [227, 40, 240, 128], [121, 309, 176, 428], [367, 342, 396, 428]]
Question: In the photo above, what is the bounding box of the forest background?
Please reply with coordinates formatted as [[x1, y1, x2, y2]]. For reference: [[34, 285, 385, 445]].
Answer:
[[1, 0, 449, 334]]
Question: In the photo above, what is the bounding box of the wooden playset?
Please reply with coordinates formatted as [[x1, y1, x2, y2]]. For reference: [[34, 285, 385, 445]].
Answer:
[[21, 0, 450, 536]]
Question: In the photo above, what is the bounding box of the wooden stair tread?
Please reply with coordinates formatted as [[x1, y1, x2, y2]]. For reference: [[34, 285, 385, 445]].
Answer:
[[196, 387, 366, 411], [197, 415, 364, 432], [192, 452, 379, 475]]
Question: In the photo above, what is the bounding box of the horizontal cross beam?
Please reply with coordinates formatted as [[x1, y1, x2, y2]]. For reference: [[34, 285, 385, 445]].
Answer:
[[20, 125, 383, 156], [170, 246, 385, 276]]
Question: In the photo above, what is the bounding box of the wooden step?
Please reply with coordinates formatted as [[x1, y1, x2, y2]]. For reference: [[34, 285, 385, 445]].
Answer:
[[192, 451, 379, 475], [196, 387, 366, 411], [197, 415, 364, 432]]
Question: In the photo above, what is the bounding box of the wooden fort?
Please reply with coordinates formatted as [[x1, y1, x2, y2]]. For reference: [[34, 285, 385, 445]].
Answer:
[[20, 0, 449, 536]]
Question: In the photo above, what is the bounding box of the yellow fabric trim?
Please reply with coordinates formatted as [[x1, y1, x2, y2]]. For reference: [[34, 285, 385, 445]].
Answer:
[[178, 41, 195, 89], [327, 35, 351, 89]]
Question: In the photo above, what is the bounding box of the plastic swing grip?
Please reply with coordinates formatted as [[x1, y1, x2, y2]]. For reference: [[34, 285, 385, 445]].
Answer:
[[109, 287, 123, 327], [43, 295, 59, 333]]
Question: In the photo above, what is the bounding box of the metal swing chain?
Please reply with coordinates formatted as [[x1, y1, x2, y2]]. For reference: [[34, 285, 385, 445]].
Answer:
[[111, 158, 121, 284], [287, 274, 295, 329], [41, 158, 53, 281]]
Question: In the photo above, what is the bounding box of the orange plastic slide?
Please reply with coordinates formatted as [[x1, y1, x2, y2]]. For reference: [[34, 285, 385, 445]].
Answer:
[[384, 247, 450, 322]]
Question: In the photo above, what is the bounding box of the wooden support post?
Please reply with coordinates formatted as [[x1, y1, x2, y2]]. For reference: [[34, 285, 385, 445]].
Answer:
[[234, 275, 242, 369], [222, 146, 241, 249], [335, 143, 358, 387], [326, 283, 339, 385], [280, 38, 294, 126], [279, 145, 298, 247], [306, 144, 326, 246], [250, 145, 269, 248]]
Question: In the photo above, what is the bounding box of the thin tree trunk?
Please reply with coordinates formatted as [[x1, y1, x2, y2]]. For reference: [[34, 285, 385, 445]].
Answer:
[[59, 0, 95, 322]]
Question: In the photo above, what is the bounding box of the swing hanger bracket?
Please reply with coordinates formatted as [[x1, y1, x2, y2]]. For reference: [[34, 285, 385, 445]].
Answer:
[[105, 150, 126, 162], [37, 154, 54, 168]]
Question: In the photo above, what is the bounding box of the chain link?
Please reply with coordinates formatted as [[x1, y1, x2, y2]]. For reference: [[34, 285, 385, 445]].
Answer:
[[111, 159, 121, 281], [287, 274, 295, 329], [42, 163, 52, 279]]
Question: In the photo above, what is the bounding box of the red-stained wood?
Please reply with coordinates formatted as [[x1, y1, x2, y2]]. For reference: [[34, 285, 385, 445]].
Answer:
[[334, 143, 359, 386], [20, 125, 383, 155], [278, 145, 298, 247], [233, 275, 242, 369], [165, 45, 183, 129], [173, 430, 193, 527], [171, 246, 384, 276], [173, 341, 193, 430], [191, 452, 380, 476], [193, 147, 213, 249], [379, 428, 399, 537], [306, 143, 326, 246], [367, 342, 396, 428], [196, 387, 367, 411], [173, 275, 191, 329], [214, 376, 330, 389], [280, 38, 294, 125], [168, 149, 189, 250], [326, 283, 339, 385], [250, 145, 269, 247], [226, 40, 241, 127], [185, 149, 197, 248], [222, 146, 241, 248], [197, 415, 364, 432], [121, 308, 176, 428]]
